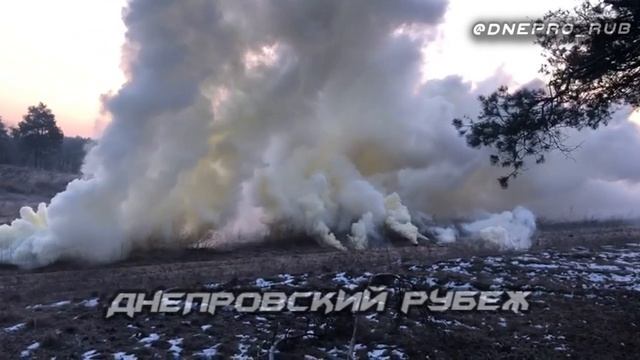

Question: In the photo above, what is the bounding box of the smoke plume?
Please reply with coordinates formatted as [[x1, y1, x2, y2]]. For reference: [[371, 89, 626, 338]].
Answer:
[[1, 0, 639, 268]]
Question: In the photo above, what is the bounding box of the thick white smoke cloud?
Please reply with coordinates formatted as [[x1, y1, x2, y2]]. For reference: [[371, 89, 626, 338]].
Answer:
[[1, 0, 639, 268], [461, 207, 536, 251]]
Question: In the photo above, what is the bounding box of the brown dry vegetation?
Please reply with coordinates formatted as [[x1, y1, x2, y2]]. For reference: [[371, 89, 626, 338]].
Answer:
[[0, 165, 77, 224]]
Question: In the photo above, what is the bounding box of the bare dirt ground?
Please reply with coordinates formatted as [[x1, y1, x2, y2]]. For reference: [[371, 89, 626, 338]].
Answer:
[[0, 225, 639, 359], [0, 166, 639, 359]]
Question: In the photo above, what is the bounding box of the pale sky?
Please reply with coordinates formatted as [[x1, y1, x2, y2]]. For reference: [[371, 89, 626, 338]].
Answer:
[[1, 0, 611, 138], [0, 0, 126, 137], [422, 0, 579, 84]]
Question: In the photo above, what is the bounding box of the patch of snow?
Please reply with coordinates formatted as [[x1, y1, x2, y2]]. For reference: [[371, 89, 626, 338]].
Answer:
[[368, 348, 388, 359], [203, 282, 220, 289], [255, 278, 274, 288], [391, 349, 409, 359], [440, 264, 472, 275], [82, 350, 99, 360], [428, 316, 477, 330], [139, 333, 160, 346], [168, 337, 183, 356], [195, 344, 220, 358], [586, 273, 607, 283], [587, 264, 619, 271], [521, 263, 560, 270], [424, 277, 438, 287], [80, 298, 100, 308], [611, 274, 634, 282], [365, 313, 378, 322], [232, 335, 251, 359], [332, 272, 369, 290], [4, 322, 26, 332], [113, 352, 137, 360], [278, 273, 296, 285], [498, 318, 507, 327], [625, 283, 640, 292], [442, 281, 475, 290], [21, 342, 40, 357], [27, 300, 71, 309]]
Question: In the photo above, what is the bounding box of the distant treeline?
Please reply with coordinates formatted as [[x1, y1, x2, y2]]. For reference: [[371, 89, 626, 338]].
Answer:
[[0, 102, 93, 174]]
